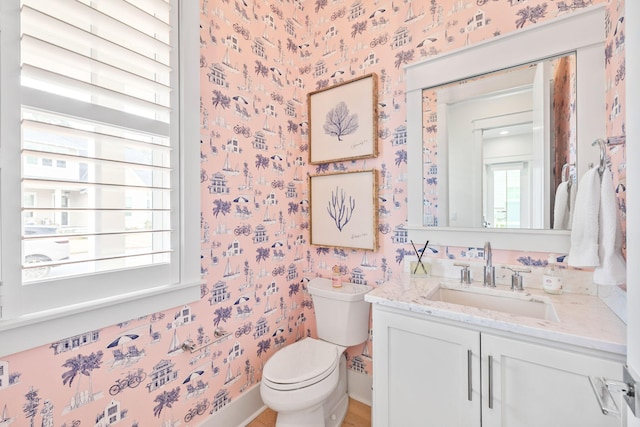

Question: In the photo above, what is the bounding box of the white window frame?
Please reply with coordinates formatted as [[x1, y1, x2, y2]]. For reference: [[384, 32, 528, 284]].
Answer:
[[484, 161, 530, 229], [0, 0, 200, 357]]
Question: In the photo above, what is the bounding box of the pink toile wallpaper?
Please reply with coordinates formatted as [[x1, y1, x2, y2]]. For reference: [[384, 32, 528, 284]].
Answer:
[[0, 1, 626, 426]]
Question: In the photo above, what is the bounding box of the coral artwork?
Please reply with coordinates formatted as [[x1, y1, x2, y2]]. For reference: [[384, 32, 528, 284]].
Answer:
[[309, 73, 378, 163], [310, 170, 377, 250], [323, 102, 359, 141], [327, 186, 356, 231]]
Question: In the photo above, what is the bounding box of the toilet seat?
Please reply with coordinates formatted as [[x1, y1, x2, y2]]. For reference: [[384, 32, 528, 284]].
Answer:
[[263, 338, 340, 391]]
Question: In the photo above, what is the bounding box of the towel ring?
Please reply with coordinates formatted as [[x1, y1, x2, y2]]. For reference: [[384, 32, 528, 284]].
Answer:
[[591, 138, 607, 175], [561, 163, 575, 183]]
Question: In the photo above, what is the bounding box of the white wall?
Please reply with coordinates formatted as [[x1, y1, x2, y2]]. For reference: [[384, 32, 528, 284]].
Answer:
[[447, 92, 532, 227]]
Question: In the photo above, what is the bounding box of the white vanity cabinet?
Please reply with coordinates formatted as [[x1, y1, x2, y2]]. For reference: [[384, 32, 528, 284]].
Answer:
[[371, 304, 481, 426], [481, 333, 623, 427], [372, 305, 625, 427]]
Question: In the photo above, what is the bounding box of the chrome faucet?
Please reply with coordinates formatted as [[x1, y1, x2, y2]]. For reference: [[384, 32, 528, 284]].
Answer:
[[483, 241, 496, 287]]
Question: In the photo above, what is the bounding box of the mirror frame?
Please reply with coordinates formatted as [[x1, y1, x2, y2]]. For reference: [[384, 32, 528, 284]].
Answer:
[[406, 5, 606, 252]]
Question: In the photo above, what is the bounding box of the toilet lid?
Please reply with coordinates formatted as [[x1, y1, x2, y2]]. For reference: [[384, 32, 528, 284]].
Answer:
[[263, 338, 339, 388]]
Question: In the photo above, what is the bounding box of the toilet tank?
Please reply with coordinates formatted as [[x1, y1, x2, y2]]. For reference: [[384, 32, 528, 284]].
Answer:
[[307, 278, 372, 347]]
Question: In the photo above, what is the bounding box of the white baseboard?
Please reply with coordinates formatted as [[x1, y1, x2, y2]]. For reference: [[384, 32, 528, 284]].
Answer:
[[198, 383, 265, 427], [347, 370, 373, 407], [198, 372, 372, 427]]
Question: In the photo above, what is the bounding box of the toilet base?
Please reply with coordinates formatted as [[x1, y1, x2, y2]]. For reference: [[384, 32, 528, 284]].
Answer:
[[321, 355, 348, 427], [274, 404, 326, 427], [323, 392, 348, 427], [273, 383, 349, 427], [274, 355, 349, 427]]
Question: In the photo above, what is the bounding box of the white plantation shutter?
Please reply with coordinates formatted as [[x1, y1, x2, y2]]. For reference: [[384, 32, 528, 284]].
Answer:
[[0, 0, 199, 329], [20, 0, 173, 283]]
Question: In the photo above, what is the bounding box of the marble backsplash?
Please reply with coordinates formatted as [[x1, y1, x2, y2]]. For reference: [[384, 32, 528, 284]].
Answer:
[[403, 255, 627, 324], [405, 256, 595, 293]]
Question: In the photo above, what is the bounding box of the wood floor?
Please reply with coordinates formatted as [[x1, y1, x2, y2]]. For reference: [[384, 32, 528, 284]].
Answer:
[[246, 398, 371, 427]]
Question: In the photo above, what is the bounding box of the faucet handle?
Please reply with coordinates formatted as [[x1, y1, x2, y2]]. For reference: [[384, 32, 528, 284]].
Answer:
[[503, 267, 531, 291], [454, 263, 472, 284]]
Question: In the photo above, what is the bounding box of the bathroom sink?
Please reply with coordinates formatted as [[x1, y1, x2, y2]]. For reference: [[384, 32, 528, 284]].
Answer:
[[426, 284, 559, 322]]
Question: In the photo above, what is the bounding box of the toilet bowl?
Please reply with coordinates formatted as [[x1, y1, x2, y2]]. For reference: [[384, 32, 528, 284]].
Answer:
[[259, 278, 372, 427], [260, 338, 346, 426]]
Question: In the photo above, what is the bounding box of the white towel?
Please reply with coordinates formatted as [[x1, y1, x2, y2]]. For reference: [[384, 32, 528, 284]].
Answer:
[[553, 181, 570, 230], [567, 168, 601, 267], [593, 169, 626, 285], [567, 180, 577, 229]]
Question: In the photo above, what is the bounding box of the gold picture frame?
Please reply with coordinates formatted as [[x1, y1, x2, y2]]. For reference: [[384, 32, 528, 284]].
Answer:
[[308, 73, 378, 164], [309, 169, 378, 251]]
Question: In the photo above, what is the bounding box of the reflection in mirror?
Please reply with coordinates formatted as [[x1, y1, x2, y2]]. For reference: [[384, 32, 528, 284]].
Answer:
[[405, 5, 605, 252], [422, 54, 576, 230]]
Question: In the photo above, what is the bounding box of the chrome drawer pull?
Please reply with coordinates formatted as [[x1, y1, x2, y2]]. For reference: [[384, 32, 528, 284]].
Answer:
[[488, 355, 494, 409], [467, 349, 473, 401]]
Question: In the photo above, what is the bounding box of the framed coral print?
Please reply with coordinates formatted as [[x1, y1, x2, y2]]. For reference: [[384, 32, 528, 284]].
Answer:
[[309, 170, 378, 251], [308, 73, 378, 164]]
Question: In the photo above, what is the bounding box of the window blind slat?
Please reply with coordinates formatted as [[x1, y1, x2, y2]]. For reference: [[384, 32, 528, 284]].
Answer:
[[25, 207, 171, 213], [92, 0, 171, 37], [22, 64, 171, 121], [22, 212, 171, 235], [23, 176, 171, 191], [22, 35, 171, 108], [23, 119, 171, 166], [23, 140, 171, 172], [22, 148, 171, 172], [22, 179, 171, 207], [21, 0, 171, 63], [23, 250, 172, 274], [125, 0, 172, 22], [21, 6, 171, 83], [21, 105, 171, 149], [22, 160, 171, 187]]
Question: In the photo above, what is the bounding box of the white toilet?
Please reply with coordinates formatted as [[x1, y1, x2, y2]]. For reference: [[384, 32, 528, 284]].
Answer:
[[260, 277, 372, 427]]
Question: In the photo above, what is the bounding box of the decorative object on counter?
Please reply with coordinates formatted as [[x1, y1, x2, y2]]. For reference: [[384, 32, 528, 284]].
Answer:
[[308, 73, 378, 164], [410, 240, 430, 277], [309, 169, 378, 251], [543, 255, 563, 295], [409, 262, 430, 277], [331, 265, 342, 288], [567, 139, 626, 286]]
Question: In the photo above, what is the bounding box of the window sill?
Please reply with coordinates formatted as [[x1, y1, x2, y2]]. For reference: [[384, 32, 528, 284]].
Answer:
[[0, 281, 201, 357]]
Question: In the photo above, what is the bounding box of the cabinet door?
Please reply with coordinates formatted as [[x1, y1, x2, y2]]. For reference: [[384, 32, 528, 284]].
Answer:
[[372, 307, 481, 427], [482, 334, 624, 427]]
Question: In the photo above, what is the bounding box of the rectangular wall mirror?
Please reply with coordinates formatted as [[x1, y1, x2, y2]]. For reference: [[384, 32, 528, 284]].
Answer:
[[423, 53, 575, 230], [405, 5, 605, 252]]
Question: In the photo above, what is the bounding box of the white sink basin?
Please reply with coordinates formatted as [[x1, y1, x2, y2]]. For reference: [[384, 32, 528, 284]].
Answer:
[[427, 284, 559, 322]]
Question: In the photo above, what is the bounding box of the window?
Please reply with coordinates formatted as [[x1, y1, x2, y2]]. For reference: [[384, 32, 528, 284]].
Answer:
[[484, 162, 530, 228], [0, 0, 199, 356]]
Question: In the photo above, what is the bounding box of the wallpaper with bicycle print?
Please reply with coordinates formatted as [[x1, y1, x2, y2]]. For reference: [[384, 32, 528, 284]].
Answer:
[[0, 1, 625, 426]]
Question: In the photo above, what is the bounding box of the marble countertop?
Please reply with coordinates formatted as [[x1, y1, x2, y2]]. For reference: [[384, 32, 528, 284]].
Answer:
[[365, 274, 627, 356]]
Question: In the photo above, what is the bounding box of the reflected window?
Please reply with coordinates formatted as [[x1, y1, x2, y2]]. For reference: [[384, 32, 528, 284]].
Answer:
[[485, 162, 528, 228]]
